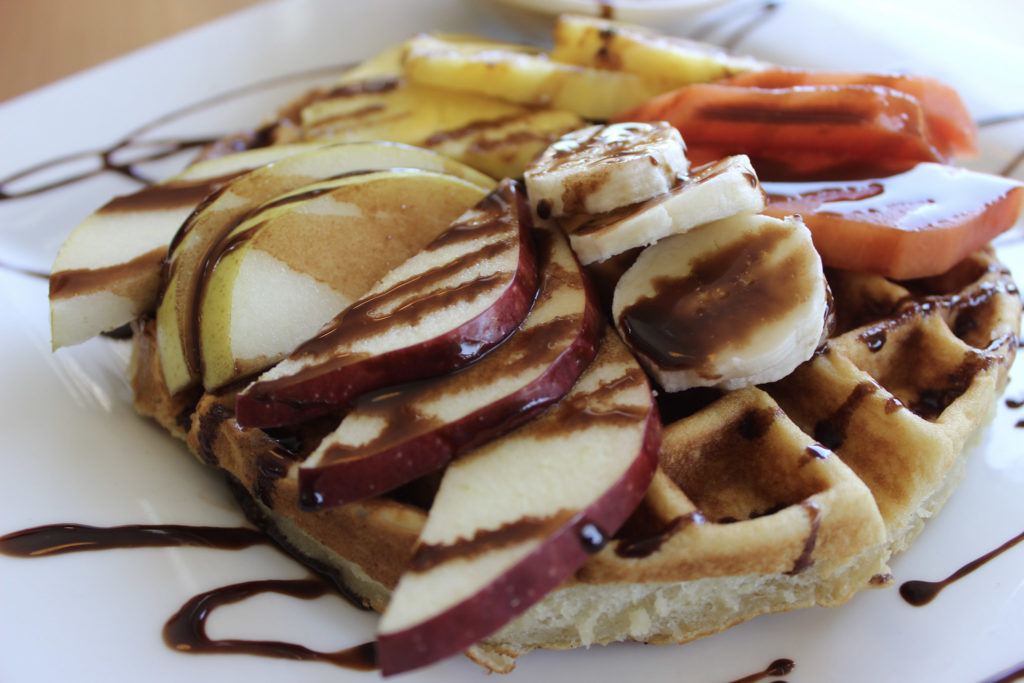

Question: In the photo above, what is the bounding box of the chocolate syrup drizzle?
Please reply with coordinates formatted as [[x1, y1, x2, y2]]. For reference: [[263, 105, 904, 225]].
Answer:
[[164, 578, 377, 670], [0, 63, 354, 203], [0, 522, 381, 672], [0, 523, 266, 556], [899, 529, 1024, 606], [727, 657, 795, 683], [0, 2, 1021, 680]]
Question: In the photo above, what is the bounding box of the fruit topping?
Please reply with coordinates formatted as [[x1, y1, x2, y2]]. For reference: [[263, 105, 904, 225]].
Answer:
[[197, 169, 491, 390], [557, 153, 766, 265], [762, 162, 1024, 279], [612, 213, 830, 392], [154, 141, 493, 395], [235, 179, 539, 427], [297, 222, 602, 509], [721, 68, 978, 158], [614, 82, 948, 180], [375, 327, 660, 675], [550, 13, 766, 89], [400, 33, 668, 121], [524, 121, 689, 219]]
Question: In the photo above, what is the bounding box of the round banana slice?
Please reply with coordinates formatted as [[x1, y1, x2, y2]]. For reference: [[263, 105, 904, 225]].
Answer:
[[523, 121, 688, 219], [612, 212, 831, 392], [560, 154, 766, 265]]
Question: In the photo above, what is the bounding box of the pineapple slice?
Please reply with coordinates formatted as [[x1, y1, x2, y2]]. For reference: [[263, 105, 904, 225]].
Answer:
[[299, 81, 584, 178], [550, 14, 766, 90], [401, 34, 665, 121]]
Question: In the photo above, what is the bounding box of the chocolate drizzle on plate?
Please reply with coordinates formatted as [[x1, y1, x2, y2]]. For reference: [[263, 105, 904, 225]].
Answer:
[[0, 521, 379, 671], [0, 523, 266, 557], [163, 578, 378, 671], [0, 63, 354, 203], [727, 658, 795, 683], [899, 529, 1024, 606]]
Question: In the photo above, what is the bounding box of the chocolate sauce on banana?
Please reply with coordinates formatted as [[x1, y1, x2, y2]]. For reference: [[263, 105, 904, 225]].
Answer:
[[617, 223, 811, 376], [899, 529, 1024, 606]]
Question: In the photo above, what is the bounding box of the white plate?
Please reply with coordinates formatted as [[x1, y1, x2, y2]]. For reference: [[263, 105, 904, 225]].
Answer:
[[1, 1, 1023, 681]]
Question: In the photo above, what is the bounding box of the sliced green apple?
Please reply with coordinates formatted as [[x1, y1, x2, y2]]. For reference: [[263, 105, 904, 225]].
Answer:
[[198, 169, 489, 390], [154, 140, 495, 395], [296, 222, 603, 509], [375, 327, 661, 675], [235, 179, 539, 428], [49, 143, 321, 349]]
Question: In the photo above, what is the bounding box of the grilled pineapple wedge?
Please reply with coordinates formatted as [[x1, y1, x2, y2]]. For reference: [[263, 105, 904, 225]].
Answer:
[[550, 14, 766, 91], [401, 34, 666, 120], [300, 82, 583, 179]]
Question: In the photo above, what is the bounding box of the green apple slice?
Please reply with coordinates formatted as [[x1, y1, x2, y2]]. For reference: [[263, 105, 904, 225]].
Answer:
[[155, 140, 495, 395], [199, 169, 489, 390], [49, 143, 321, 349]]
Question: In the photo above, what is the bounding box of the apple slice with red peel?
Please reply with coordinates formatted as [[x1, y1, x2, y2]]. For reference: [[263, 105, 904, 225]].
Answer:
[[197, 169, 489, 391], [155, 140, 495, 395], [297, 223, 602, 509], [375, 327, 660, 676], [235, 179, 539, 428]]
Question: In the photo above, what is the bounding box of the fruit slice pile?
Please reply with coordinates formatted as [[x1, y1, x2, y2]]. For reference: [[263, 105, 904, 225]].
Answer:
[[155, 142, 494, 395], [236, 179, 539, 427], [297, 222, 602, 508], [377, 328, 660, 675], [524, 121, 828, 393]]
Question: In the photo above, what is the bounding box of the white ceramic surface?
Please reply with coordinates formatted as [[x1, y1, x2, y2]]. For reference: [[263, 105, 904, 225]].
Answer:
[[1, 1, 1022, 681]]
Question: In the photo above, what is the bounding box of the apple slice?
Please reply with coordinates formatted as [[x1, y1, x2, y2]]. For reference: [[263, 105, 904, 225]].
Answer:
[[235, 179, 539, 428], [154, 141, 495, 395], [297, 222, 603, 509], [49, 143, 322, 349], [198, 169, 490, 391], [375, 327, 661, 675]]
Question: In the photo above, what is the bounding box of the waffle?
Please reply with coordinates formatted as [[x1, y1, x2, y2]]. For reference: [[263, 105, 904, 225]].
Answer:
[[127, 242, 1020, 672]]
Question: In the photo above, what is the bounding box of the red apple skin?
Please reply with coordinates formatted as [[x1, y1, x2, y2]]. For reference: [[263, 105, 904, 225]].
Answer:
[[235, 180, 539, 428], [375, 409, 662, 676], [298, 282, 604, 509], [297, 226, 604, 509]]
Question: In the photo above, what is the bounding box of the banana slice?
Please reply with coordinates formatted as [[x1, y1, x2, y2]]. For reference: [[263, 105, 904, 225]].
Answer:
[[612, 212, 831, 392], [523, 122, 689, 219], [560, 154, 766, 265]]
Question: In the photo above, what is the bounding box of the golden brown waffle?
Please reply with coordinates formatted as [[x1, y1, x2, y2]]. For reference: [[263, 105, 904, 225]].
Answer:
[[127, 244, 1020, 673]]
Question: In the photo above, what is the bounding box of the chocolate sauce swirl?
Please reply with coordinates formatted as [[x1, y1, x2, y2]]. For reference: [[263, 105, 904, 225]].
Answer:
[[163, 578, 378, 670]]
